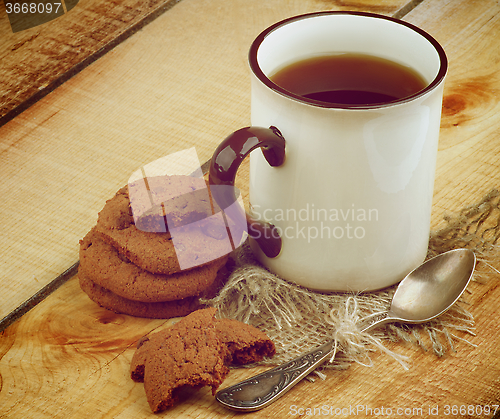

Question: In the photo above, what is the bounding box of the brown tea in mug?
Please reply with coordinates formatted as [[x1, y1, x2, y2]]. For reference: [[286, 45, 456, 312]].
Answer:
[[269, 53, 427, 105]]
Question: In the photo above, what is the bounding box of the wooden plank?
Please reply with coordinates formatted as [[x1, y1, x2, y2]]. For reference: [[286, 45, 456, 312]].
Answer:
[[0, 0, 183, 125], [406, 0, 500, 227], [0, 0, 411, 323]]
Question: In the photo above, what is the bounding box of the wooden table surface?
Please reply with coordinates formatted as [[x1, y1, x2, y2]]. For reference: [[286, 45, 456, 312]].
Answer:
[[1, 0, 500, 417]]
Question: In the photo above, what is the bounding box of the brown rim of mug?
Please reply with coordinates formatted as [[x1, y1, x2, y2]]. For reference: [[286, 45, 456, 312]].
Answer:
[[249, 11, 448, 110]]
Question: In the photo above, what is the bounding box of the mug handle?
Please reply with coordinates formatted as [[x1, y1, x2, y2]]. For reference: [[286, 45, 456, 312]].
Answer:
[[209, 126, 286, 258]]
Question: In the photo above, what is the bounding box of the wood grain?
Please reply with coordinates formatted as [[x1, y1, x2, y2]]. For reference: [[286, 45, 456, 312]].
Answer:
[[408, 0, 500, 226], [0, 0, 183, 124]]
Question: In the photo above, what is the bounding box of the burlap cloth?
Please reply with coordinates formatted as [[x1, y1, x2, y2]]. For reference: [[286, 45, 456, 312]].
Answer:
[[203, 189, 500, 372]]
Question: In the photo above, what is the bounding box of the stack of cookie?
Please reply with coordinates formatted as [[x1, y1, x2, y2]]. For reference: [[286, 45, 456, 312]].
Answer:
[[78, 175, 230, 319]]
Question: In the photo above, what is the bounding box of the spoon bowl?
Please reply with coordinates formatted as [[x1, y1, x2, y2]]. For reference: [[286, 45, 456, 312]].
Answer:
[[365, 248, 476, 330], [216, 249, 476, 412]]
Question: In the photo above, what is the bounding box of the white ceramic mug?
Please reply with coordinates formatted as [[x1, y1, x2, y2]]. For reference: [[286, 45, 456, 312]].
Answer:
[[209, 11, 447, 292]]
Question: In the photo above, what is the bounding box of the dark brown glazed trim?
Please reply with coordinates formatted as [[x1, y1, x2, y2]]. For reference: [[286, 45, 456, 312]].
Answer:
[[249, 11, 448, 110], [209, 126, 286, 258]]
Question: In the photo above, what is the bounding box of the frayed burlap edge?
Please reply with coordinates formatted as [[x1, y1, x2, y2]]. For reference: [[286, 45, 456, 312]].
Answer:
[[202, 189, 500, 372]]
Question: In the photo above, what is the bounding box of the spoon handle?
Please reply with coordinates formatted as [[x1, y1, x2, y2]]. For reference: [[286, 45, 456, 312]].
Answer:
[[359, 311, 393, 333], [215, 340, 335, 412], [216, 312, 397, 412]]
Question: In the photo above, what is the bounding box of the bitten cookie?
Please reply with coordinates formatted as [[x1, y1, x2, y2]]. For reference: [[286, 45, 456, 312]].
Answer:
[[130, 308, 275, 413], [131, 308, 229, 412], [215, 318, 277, 365], [79, 227, 228, 303], [95, 178, 232, 275]]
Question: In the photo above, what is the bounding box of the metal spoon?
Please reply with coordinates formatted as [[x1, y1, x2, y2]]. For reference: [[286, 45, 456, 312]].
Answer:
[[216, 248, 476, 412]]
